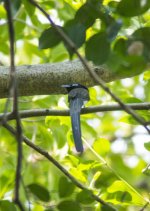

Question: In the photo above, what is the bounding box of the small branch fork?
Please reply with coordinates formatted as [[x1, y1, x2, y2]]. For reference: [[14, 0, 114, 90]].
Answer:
[[4, 1, 24, 210], [29, 0, 150, 134]]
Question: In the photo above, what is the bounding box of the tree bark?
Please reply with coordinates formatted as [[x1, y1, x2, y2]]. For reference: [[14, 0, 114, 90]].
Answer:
[[0, 59, 144, 98]]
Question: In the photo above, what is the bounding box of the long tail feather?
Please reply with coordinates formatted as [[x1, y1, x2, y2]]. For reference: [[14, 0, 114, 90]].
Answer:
[[70, 98, 83, 152]]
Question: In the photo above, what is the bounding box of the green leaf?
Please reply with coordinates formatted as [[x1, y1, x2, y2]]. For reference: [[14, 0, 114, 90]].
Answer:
[[27, 183, 50, 202], [85, 32, 110, 65], [143, 70, 150, 80], [93, 138, 110, 155], [101, 204, 117, 211], [132, 27, 150, 60], [14, 9, 26, 40], [142, 165, 150, 176], [117, 0, 150, 17], [58, 176, 75, 198], [22, 0, 35, 16], [120, 110, 150, 125], [63, 20, 86, 57], [10, 0, 22, 15], [45, 118, 69, 148], [76, 190, 94, 204], [144, 142, 150, 151], [0, 5, 6, 18], [109, 55, 146, 78], [75, 2, 100, 28], [57, 2, 75, 21], [0, 40, 9, 54], [57, 200, 81, 211], [123, 97, 142, 103], [107, 180, 144, 205], [113, 37, 127, 56], [132, 27, 150, 45], [39, 26, 62, 49], [119, 115, 144, 125], [0, 200, 17, 211]]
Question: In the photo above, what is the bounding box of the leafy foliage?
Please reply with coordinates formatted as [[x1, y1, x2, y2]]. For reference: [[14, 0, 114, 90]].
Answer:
[[0, 0, 150, 211]]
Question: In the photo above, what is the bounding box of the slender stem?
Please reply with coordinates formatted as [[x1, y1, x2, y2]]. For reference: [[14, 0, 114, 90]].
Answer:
[[0, 102, 150, 122]]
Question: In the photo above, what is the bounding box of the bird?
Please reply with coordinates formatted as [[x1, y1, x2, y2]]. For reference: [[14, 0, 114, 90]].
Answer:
[[62, 84, 90, 153]]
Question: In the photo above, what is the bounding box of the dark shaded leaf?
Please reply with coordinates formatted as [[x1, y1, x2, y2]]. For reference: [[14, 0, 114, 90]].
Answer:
[[113, 191, 132, 202], [57, 200, 81, 211], [85, 32, 110, 65], [117, 0, 150, 17], [131, 27, 150, 60], [63, 20, 86, 58], [0, 200, 17, 211], [58, 176, 75, 198], [75, 2, 100, 29], [132, 27, 150, 46], [27, 183, 50, 202], [10, 0, 22, 15], [39, 26, 62, 49], [76, 190, 94, 204], [113, 37, 127, 56]]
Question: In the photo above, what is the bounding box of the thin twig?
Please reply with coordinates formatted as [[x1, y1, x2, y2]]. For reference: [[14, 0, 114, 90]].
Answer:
[[28, 0, 150, 134], [3, 123, 116, 210], [5, 0, 24, 210], [139, 202, 149, 211], [0, 102, 150, 122]]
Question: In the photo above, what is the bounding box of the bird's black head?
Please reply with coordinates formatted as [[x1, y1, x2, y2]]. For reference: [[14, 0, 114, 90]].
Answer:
[[62, 84, 88, 93]]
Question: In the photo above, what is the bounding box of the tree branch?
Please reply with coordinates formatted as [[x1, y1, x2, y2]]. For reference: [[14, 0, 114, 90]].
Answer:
[[0, 102, 150, 122], [0, 59, 145, 98], [3, 122, 116, 210], [5, 0, 24, 210]]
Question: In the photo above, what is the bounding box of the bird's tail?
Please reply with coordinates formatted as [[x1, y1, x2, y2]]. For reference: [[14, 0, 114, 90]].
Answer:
[[70, 98, 83, 152]]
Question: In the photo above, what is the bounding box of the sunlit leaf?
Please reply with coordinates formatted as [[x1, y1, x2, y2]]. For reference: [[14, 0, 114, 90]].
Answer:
[[143, 70, 150, 80], [70, 168, 87, 183], [93, 138, 110, 155], [107, 180, 145, 205]]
